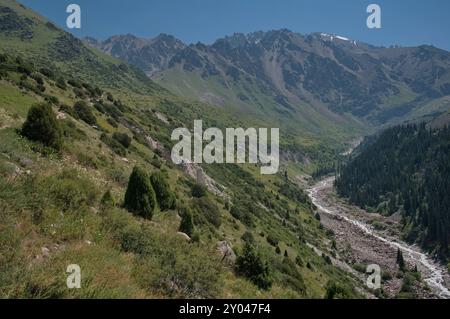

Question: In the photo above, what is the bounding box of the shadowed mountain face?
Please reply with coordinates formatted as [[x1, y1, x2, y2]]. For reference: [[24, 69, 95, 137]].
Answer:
[[85, 33, 186, 77], [86, 30, 450, 127]]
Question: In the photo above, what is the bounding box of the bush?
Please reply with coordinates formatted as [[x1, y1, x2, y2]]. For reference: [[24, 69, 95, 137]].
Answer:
[[107, 117, 118, 128], [67, 79, 82, 88], [266, 234, 279, 247], [230, 205, 253, 227], [74, 101, 96, 125], [21, 103, 62, 150], [192, 197, 221, 228], [112, 132, 132, 149], [179, 208, 194, 236], [100, 133, 127, 157], [150, 171, 176, 211], [59, 104, 78, 119], [124, 166, 157, 220], [100, 189, 115, 208], [56, 77, 67, 90], [325, 281, 352, 299], [42, 169, 98, 212], [40, 68, 54, 78], [191, 183, 207, 198], [235, 242, 272, 290], [241, 231, 255, 244]]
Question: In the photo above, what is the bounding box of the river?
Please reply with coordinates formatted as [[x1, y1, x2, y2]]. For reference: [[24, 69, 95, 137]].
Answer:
[[307, 177, 450, 299]]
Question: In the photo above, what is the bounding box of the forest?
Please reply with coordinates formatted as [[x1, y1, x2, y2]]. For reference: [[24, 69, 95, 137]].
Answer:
[[336, 124, 450, 260]]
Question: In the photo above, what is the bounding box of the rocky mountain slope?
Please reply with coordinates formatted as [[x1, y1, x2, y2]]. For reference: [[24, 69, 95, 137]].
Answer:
[[87, 30, 450, 129], [0, 0, 367, 299]]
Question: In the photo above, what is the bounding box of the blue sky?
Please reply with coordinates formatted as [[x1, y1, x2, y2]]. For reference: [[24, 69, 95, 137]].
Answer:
[[18, 0, 450, 50]]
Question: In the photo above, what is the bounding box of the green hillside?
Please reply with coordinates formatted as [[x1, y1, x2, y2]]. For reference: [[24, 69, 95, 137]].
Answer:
[[0, 0, 365, 298]]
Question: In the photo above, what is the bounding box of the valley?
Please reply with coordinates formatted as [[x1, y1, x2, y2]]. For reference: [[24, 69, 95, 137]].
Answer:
[[1, 0, 450, 301], [307, 177, 450, 299]]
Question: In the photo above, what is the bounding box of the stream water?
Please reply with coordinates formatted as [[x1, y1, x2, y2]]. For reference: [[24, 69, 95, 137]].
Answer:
[[307, 177, 450, 299]]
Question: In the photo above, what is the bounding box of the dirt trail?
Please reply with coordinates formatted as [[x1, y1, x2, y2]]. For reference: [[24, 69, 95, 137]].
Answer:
[[307, 177, 450, 299]]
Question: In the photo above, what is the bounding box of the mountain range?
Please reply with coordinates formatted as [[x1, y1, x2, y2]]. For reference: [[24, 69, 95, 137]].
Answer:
[[85, 30, 450, 130]]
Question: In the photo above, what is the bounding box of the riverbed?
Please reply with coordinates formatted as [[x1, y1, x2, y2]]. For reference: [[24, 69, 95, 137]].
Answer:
[[307, 177, 450, 299]]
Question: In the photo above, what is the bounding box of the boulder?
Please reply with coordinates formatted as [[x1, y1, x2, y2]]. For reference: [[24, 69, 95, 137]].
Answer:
[[216, 241, 236, 266]]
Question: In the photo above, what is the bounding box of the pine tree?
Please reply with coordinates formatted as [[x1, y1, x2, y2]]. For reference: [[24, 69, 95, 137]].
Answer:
[[179, 208, 194, 236], [21, 103, 62, 150], [396, 248, 405, 271], [124, 166, 156, 219], [150, 171, 176, 211], [236, 242, 272, 290], [100, 189, 115, 208]]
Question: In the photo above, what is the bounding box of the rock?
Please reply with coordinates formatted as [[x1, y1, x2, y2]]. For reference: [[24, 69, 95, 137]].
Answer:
[[155, 112, 169, 124], [19, 156, 33, 168], [216, 241, 236, 266], [177, 232, 191, 241], [56, 112, 66, 120], [121, 157, 129, 163], [181, 162, 225, 196]]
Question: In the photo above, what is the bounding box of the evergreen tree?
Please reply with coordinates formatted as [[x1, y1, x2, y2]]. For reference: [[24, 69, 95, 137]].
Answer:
[[236, 242, 272, 290], [150, 171, 176, 211], [21, 102, 62, 150], [124, 166, 156, 219], [336, 124, 450, 260], [100, 189, 115, 208], [396, 248, 406, 271], [179, 208, 194, 236]]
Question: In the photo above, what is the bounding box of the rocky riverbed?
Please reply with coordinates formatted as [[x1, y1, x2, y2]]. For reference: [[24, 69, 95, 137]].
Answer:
[[307, 177, 450, 299]]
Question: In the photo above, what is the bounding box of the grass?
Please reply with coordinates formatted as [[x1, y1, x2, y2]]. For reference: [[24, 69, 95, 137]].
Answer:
[[0, 0, 367, 299]]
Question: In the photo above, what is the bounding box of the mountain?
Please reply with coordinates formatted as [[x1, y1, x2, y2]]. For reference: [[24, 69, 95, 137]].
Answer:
[[87, 30, 450, 129], [0, 0, 367, 299], [84, 33, 186, 77]]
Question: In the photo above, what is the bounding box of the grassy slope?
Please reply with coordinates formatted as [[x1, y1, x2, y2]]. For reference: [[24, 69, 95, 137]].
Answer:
[[0, 0, 365, 298]]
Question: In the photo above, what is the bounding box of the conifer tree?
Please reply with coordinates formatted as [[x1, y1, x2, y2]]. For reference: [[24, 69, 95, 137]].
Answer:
[[179, 208, 194, 236], [22, 102, 62, 150], [124, 166, 156, 219], [150, 171, 176, 211]]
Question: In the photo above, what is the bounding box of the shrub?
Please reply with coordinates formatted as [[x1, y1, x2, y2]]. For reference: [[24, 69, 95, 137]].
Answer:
[[191, 183, 207, 198], [67, 79, 82, 88], [107, 117, 118, 128], [21, 103, 62, 150], [112, 132, 132, 149], [100, 189, 115, 208], [192, 197, 221, 228], [56, 77, 67, 90], [235, 242, 272, 290], [40, 68, 54, 78], [74, 101, 96, 125], [59, 104, 78, 119], [266, 235, 279, 248], [100, 133, 126, 157], [150, 171, 176, 211], [124, 166, 156, 220], [43, 170, 98, 212], [241, 231, 255, 244], [230, 205, 253, 227], [179, 208, 194, 236], [325, 281, 352, 299]]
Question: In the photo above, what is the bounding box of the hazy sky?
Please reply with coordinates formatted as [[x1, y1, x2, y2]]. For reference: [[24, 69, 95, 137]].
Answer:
[[18, 0, 450, 50]]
